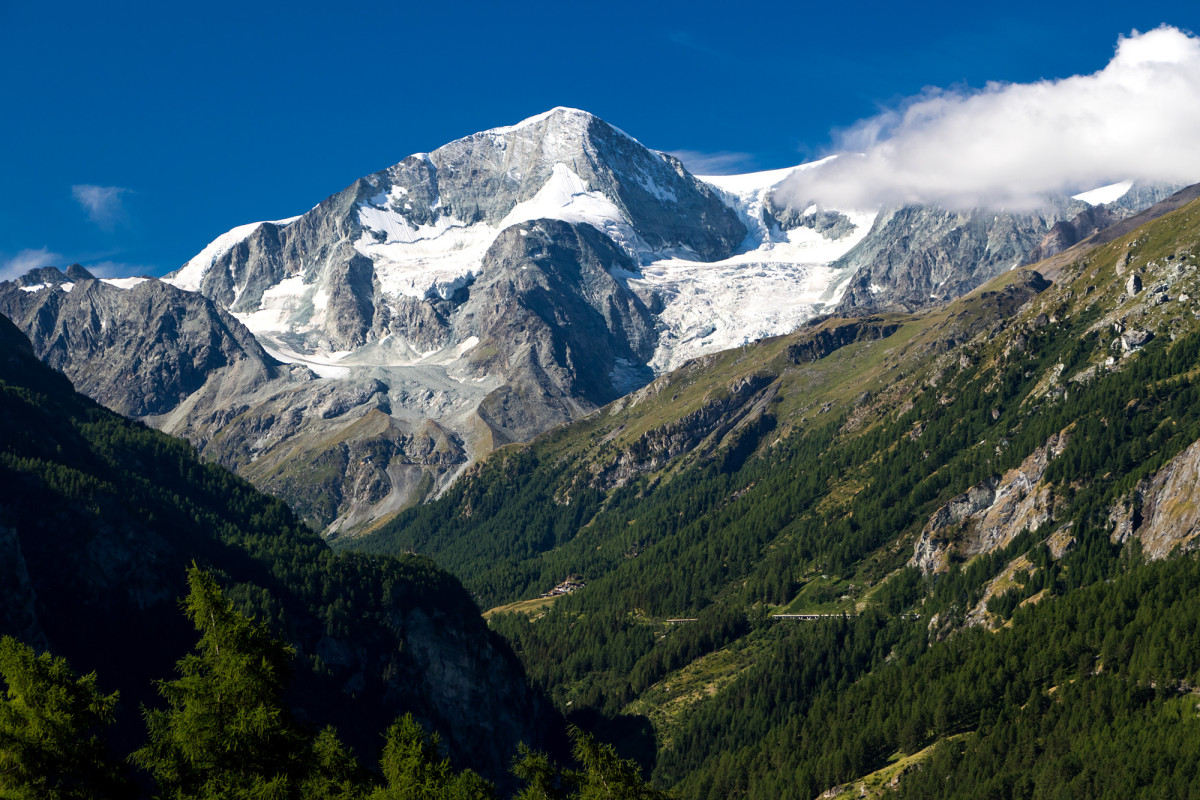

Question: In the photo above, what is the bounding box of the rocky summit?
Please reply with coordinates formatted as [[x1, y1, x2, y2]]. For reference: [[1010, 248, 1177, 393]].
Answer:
[[0, 110, 1181, 536]]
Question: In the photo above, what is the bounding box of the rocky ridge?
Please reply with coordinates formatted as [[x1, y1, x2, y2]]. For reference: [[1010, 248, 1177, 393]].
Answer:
[[1, 112, 1186, 537], [910, 430, 1070, 575], [836, 182, 1183, 315]]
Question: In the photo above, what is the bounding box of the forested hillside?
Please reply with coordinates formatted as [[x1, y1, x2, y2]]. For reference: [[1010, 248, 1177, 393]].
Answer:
[[0, 565, 668, 799], [0, 314, 552, 785], [352, 191, 1200, 796]]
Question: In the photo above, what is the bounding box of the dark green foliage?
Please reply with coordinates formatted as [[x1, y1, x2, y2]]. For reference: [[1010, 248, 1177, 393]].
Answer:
[[368, 713, 493, 800], [346, 205, 1200, 798], [299, 727, 369, 800], [132, 567, 307, 799], [892, 678, 1200, 800], [0, 636, 130, 799], [510, 728, 670, 800], [671, 553, 1200, 799], [0, 321, 548, 780], [567, 727, 669, 800]]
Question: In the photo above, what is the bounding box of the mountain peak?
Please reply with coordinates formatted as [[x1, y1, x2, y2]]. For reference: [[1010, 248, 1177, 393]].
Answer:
[[487, 106, 610, 133]]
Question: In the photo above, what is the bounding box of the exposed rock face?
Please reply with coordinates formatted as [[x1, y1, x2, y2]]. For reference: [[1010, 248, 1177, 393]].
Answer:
[[0, 109, 741, 535], [911, 430, 1069, 574], [468, 220, 659, 445], [835, 183, 1182, 315], [1110, 437, 1200, 559], [0, 217, 663, 532], [0, 267, 277, 417], [836, 202, 1085, 314], [762, 190, 859, 239], [170, 107, 743, 355], [785, 318, 901, 363], [590, 371, 777, 489], [1024, 204, 1123, 264]]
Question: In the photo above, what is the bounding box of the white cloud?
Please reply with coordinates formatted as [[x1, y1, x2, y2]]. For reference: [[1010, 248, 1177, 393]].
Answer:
[[778, 25, 1200, 211], [72, 184, 131, 229], [0, 248, 63, 282], [668, 150, 760, 176]]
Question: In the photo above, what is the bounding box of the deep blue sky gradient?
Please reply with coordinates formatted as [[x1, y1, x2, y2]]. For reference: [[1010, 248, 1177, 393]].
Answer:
[[1, 0, 1196, 276]]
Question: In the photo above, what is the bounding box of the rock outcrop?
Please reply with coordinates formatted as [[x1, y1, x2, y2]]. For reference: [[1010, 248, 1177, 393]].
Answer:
[[911, 430, 1069, 574], [1110, 437, 1200, 559], [836, 183, 1182, 315], [0, 266, 278, 417]]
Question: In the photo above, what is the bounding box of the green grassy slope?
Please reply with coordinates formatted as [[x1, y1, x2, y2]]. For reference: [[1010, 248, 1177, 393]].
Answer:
[[349, 191, 1200, 796]]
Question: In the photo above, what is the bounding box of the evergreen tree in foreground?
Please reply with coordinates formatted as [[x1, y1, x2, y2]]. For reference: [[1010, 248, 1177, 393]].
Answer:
[[369, 713, 493, 799], [24, 563, 671, 799], [0, 636, 130, 799], [131, 566, 309, 798]]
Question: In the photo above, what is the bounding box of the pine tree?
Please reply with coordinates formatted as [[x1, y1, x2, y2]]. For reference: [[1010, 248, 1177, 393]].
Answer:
[[369, 713, 493, 800], [131, 566, 305, 799], [0, 636, 130, 799], [299, 726, 367, 800]]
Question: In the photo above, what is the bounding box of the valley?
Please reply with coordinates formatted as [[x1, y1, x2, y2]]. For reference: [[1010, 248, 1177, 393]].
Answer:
[[1, 109, 1176, 540], [4, 98, 1200, 798], [351, 185, 1200, 797]]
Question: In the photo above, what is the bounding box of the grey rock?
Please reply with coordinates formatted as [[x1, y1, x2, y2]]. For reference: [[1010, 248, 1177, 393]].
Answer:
[[834, 182, 1182, 315], [1120, 329, 1153, 351], [0, 268, 277, 417], [910, 430, 1069, 574], [835, 201, 1085, 314], [176, 108, 744, 354]]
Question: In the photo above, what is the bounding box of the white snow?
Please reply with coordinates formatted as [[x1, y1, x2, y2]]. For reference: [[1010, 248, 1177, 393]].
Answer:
[[183, 140, 877, 384], [454, 336, 480, 357], [355, 206, 496, 300], [697, 156, 839, 195], [631, 157, 876, 373], [352, 163, 650, 305], [500, 164, 644, 251], [1072, 180, 1134, 206], [235, 275, 316, 335], [167, 216, 300, 292], [260, 343, 352, 379], [101, 277, 150, 290], [20, 282, 73, 293], [485, 106, 640, 145], [633, 257, 861, 374]]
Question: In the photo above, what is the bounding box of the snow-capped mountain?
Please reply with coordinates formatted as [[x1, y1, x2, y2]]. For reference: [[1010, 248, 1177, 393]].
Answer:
[[165, 107, 744, 357], [2, 108, 1180, 536]]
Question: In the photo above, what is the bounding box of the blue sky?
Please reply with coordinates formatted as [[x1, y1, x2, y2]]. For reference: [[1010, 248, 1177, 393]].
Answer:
[[1, 1, 1197, 279]]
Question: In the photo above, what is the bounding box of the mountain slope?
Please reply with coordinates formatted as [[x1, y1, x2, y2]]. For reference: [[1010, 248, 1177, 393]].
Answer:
[[834, 180, 1183, 314], [166, 107, 744, 354], [1, 113, 1181, 540], [349, 186, 1200, 796], [0, 314, 552, 781], [0, 265, 282, 418]]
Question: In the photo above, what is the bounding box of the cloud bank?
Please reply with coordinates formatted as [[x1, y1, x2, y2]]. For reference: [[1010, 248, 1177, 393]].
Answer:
[[72, 184, 131, 229], [779, 25, 1200, 211]]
